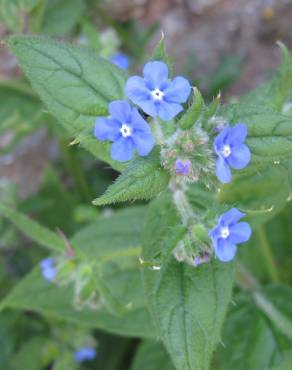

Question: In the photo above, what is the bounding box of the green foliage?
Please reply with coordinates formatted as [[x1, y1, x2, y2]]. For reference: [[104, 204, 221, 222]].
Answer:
[[151, 34, 173, 76], [0, 205, 156, 337], [178, 87, 204, 130], [7, 336, 50, 370], [0, 203, 66, 253], [0, 81, 47, 154], [9, 35, 127, 170], [0, 265, 154, 338], [142, 194, 234, 370], [215, 286, 292, 370], [0, 0, 40, 31], [222, 45, 292, 171], [131, 340, 175, 370], [39, 0, 85, 35], [218, 162, 291, 225], [93, 150, 170, 206]]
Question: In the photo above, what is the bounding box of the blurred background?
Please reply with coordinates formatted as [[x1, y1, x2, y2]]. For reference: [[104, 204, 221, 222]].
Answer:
[[1, 0, 292, 369]]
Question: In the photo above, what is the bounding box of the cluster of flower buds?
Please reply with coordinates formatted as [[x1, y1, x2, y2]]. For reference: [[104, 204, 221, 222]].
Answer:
[[161, 127, 214, 186]]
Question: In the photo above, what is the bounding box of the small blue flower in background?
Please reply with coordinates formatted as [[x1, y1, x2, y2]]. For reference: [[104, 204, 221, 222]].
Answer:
[[94, 100, 154, 162], [40, 258, 56, 282], [175, 159, 191, 175], [74, 347, 96, 363], [125, 61, 191, 121], [110, 52, 130, 70], [209, 208, 252, 262], [214, 123, 251, 183]]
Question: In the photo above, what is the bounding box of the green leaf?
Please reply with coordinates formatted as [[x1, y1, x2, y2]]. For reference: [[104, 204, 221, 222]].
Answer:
[[72, 206, 146, 261], [215, 290, 292, 370], [7, 336, 49, 370], [0, 0, 40, 32], [222, 45, 292, 171], [0, 205, 155, 337], [40, 0, 85, 36], [131, 340, 175, 370], [9, 35, 127, 170], [1, 265, 155, 339], [93, 150, 169, 206], [218, 163, 291, 225], [0, 203, 66, 253], [178, 87, 204, 130], [142, 194, 234, 370], [151, 34, 173, 76]]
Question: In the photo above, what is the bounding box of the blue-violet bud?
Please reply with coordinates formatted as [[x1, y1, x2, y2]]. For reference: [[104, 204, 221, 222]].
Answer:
[[175, 159, 191, 175]]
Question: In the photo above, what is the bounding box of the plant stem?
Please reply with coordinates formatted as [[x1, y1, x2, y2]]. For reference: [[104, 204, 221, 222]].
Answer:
[[257, 225, 279, 283], [236, 263, 292, 340]]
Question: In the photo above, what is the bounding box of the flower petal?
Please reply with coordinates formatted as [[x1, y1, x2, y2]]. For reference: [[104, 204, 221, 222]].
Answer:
[[131, 108, 152, 133], [157, 101, 183, 121], [219, 208, 245, 227], [229, 222, 252, 244], [163, 76, 191, 103], [125, 76, 151, 105], [214, 124, 231, 154], [94, 117, 120, 142], [228, 143, 251, 170], [138, 100, 158, 117], [132, 131, 154, 156], [108, 100, 131, 123], [229, 123, 248, 143], [215, 157, 232, 183], [209, 224, 222, 244], [214, 239, 237, 262], [143, 61, 168, 87], [111, 137, 134, 162]]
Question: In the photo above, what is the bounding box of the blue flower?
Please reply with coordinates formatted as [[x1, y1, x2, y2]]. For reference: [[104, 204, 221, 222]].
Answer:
[[110, 52, 130, 70], [175, 159, 191, 175], [40, 258, 56, 282], [94, 100, 154, 162], [125, 61, 191, 121], [214, 123, 251, 183], [209, 208, 252, 262], [74, 347, 96, 363]]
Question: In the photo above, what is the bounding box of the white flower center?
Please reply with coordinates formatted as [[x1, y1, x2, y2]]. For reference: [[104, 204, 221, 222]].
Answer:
[[221, 145, 231, 158], [220, 227, 230, 239], [151, 88, 164, 101], [120, 124, 132, 138]]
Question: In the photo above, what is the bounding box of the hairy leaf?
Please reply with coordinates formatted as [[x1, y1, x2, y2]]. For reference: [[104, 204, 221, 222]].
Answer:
[[0, 203, 66, 253], [142, 194, 234, 370], [216, 290, 292, 370], [131, 340, 175, 370], [9, 35, 127, 170], [93, 150, 169, 206], [0, 265, 155, 338]]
